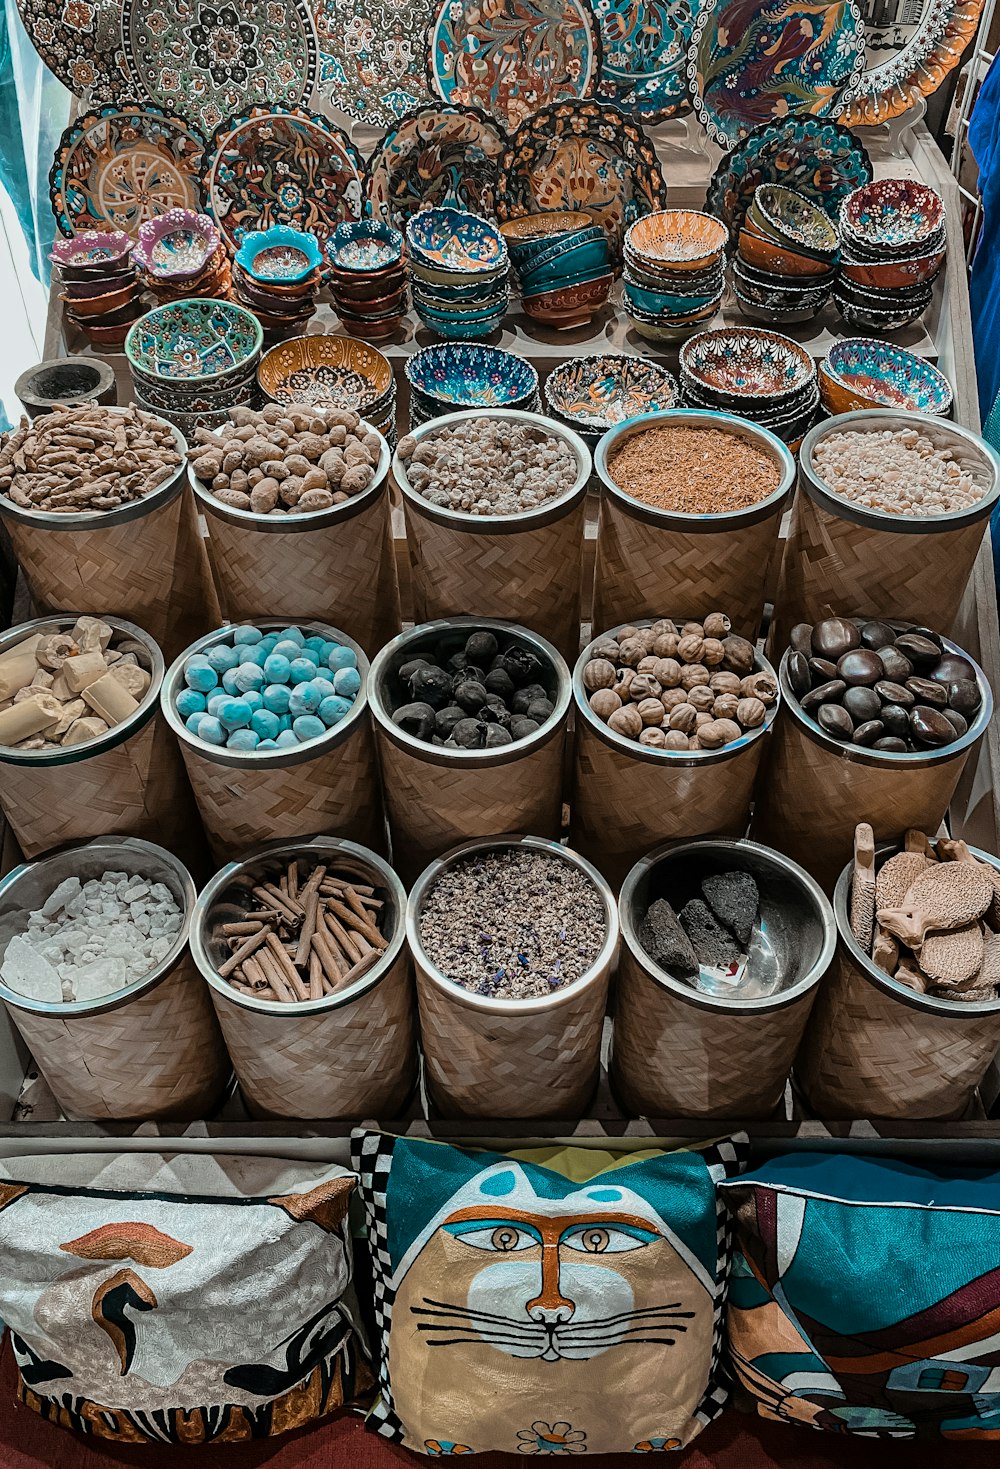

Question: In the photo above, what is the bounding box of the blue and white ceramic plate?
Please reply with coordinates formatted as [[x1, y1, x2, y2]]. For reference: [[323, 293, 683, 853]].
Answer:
[[406, 342, 538, 408], [595, 0, 697, 121]]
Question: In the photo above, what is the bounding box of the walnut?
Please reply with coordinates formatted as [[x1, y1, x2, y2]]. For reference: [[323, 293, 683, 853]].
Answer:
[[583, 658, 616, 692], [688, 685, 715, 712], [652, 633, 680, 659], [639, 727, 666, 748], [617, 636, 646, 667], [703, 612, 731, 639], [639, 628, 659, 654], [712, 693, 740, 720], [652, 658, 681, 688], [650, 618, 678, 638], [628, 673, 661, 702], [608, 704, 643, 739], [590, 637, 620, 662], [668, 702, 698, 734], [637, 656, 659, 675], [701, 638, 725, 666], [615, 668, 635, 697], [695, 711, 714, 728], [615, 625, 641, 645], [637, 697, 665, 726], [679, 663, 710, 690], [660, 687, 687, 712], [740, 671, 778, 705], [737, 696, 767, 728], [589, 688, 621, 721], [677, 635, 705, 664], [709, 670, 741, 695], [681, 621, 705, 638], [721, 635, 755, 675]]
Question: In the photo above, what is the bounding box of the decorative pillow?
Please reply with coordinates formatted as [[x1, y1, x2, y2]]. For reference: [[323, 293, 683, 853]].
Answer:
[[352, 1131, 746, 1455], [0, 1151, 373, 1444], [721, 1152, 1000, 1440]]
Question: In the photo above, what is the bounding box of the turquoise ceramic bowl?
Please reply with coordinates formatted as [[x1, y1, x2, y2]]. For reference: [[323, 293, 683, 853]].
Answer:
[[412, 286, 508, 316], [125, 299, 263, 387], [416, 297, 507, 326], [406, 207, 507, 273], [624, 280, 718, 315], [517, 234, 612, 291], [416, 310, 506, 340], [410, 273, 509, 304], [509, 224, 605, 273]]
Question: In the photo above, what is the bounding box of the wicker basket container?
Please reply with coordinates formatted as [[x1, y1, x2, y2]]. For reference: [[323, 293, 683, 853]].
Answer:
[[593, 410, 795, 640], [409, 835, 619, 1118], [393, 409, 591, 663], [190, 422, 401, 658], [369, 618, 571, 884], [0, 410, 220, 663], [191, 837, 417, 1119], [0, 837, 228, 1120], [751, 633, 993, 893], [162, 621, 383, 863], [770, 410, 1000, 657], [0, 615, 201, 862], [611, 838, 834, 1118], [571, 620, 779, 888], [797, 839, 1000, 1119]]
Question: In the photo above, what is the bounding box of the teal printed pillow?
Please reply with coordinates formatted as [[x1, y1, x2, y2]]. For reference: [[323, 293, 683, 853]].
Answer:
[[721, 1152, 1000, 1440], [352, 1132, 747, 1456]]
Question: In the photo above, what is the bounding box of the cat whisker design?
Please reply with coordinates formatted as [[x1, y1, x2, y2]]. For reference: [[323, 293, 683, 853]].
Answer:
[[415, 1299, 547, 1330], [557, 1304, 693, 1330]]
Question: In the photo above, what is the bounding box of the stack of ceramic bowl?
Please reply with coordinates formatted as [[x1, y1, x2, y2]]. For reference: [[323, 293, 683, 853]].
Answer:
[[621, 210, 727, 342], [501, 210, 613, 329], [543, 353, 678, 450], [232, 226, 323, 343], [326, 220, 407, 341], [257, 333, 397, 446], [818, 337, 954, 418], [407, 207, 510, 339], [733, 185, 838, 325], [51, 231, 145, 349], [679, 326, 819, 449], [131, 210, 229, 304], [405, 342, 539, 428], [835, 179, 946, 331], [124, 298, 263, 434]]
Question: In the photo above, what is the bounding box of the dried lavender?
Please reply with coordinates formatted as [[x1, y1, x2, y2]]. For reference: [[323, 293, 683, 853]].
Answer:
[[419, 848, 606, 1000]]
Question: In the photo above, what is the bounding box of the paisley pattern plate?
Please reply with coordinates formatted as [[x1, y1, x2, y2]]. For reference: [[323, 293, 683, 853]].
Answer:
[[312, 0, 434, 126], [427, 0, 600, 132], [120, 0, 318, 136], [687, 0, 866, 148], [705, 117, 872, 235], [594, 0, 696, 121], [16, 0, 127, 97], [365, 104, 508, 229], [49, 104, 206, 238], [200, 105, 365, 252], [842, 0, 986, 124], [544, 352, 678, 427]]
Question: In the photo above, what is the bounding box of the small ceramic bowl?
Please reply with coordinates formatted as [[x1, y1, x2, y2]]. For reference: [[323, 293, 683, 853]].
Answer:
[[738, 227, 833, 278], [624, 280, 719, 315], [125, 299, 263, 386], [832, 293, 930, 332], [257, 333, 393, 409], [235, 224, 324, 284], [61, 266, 138, 298], [516, 233, 611, 290], [749, 185, 839, 258], [326, 218, 403, 273], [623, 257, 725, 299], [59, 280, 140, 318], [51, 230, 132, 276], [406, 207, 507, 274], [836, 275, 933, 307], [499, 210, 595, 248], [131, 209, 219, 281], [679, 326, 816, 405], [839, 179, 945, 256], [408, 256, 510, 291], [521, 272, 614, 328], [624, 210, 728, 272], [416, 296, 508, 325], [411, 285, 508, 316], [839, 247, 945, 290], [406, 342, 538, 410], [544, 354, 677, 431], [331, 268, 407, 302]]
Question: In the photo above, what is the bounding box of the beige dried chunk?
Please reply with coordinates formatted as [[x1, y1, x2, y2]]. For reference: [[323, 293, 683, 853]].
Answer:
[[878, 862, 994, 948], [875, 851, 935, 912], [918, 923, 984, 988], [850, 823, 876, 953]]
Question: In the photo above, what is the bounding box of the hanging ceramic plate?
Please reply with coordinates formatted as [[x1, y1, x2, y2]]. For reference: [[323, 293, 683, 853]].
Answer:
[[120, 0, 318, 137], [841, 0, 986, 124], [496, 101, 666, 261], [426, 0, 600, 132], [200, 105, 365, 253], [687, 0, 866, 149], [365, 103, 508, 229], [49, 102, 207, 238], [594, 0, 697, 121], [16, 0, 128, 98], [705, 117, 872, 236], [312, 0, 434, 127]]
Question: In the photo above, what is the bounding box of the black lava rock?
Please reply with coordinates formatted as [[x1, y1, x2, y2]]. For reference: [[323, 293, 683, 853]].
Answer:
[[639, 898, 698, 978], [679, 899, 742, 969], [701, 871, 759, 948]]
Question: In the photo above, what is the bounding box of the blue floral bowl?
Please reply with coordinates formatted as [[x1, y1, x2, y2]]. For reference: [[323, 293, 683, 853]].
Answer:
[[406, 343, 537, 410], [517, 233, 612, 291], [821, 337, 953, 416], [327, 219, 403, 273], [234, 225, 324, 285], [507, 223, 605, 275], [125, 299, 263, 386], [406, 207, 508, 274]]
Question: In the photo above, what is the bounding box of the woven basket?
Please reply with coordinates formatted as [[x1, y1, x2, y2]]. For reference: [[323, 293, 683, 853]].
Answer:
[[0, 838, 228, 1120], [393, 409, 591, 663], [610, 838, 834, 1118], [192, 838, 417, 1119], [751, 636, 993, 893], [408, 836, 619, 1118], [796, 839, 1000, 1119], [0, 615, 201, 863], [592, 411, 795, 640], [769, 410, 1000, 657], [190, 423, 401, 657], [0, 412, 220, 663], [369, 618, 571, 884], [162, 621, 383, 863]]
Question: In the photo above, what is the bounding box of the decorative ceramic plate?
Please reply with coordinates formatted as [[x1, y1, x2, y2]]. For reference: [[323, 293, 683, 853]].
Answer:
[[406, 342, 538, 407], [595, 0, 696, 121], [496, 101, 667, 260], [16, 0, 127, 97], [49, 103, 206, 238], [365, 104, 508, 229], [842, 0, 986, 125], [125, 298, 263, 382], [426, 0, 600, 132], [200, 105, 366, 252], [680, 325, 815, 400], [545, 352, 678, 427], [687, 0, 866, 148], [312, 0, 434, 127], [706, 117, 872, 234], [120, 0, 318, 136]]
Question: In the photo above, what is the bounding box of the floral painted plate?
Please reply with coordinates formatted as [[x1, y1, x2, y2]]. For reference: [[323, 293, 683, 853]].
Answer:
[[312, 0, 434, 127], [842, 0, 986, 125], [595, 0, 696, 121], [426, 0, 600, 132], [16, 0, 127, 98], [365, 103, 508, 230], [49, 103, 206, 237], [125, 298, 263, 383], [406, 342, 538, 407], [544, 352, 677, 429], [705, 117, 872, 235], [680, 325, 815, 402], [687, 0, 866, 148], [200, 105, 365, 253]]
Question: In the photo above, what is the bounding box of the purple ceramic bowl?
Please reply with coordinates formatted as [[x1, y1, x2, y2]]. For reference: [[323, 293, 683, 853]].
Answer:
[[51, 231, 131, 277], [132, 210, 220, 281]]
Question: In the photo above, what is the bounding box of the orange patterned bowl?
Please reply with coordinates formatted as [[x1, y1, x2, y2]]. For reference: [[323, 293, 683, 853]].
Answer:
[[839, 247, 945, 290], [521, 272, 613, 328], [625, 210, 729, 273], [738, 227, 833, 278]]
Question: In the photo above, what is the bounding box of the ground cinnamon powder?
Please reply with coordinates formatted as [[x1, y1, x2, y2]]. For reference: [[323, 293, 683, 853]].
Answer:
[[607, 425, 781, 513]]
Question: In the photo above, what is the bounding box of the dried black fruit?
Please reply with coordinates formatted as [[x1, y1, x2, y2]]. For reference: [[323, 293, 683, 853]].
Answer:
[[392, 702, 436, 740], [465, 631, 499, 665], [446, 652, 470, 674], [398, 657, 431, 685], [435, 705, 465, 737], [483, 724, 513, 747], [525, 697, 554, 722], [508, 716, 541, 740], [449, 718, 486, 749], [512, 682, 549, 714], [409, 665, 452, 708], [454, 679, 489, 712], [501, 647, 544, 686], [484, 668, 516, 700]]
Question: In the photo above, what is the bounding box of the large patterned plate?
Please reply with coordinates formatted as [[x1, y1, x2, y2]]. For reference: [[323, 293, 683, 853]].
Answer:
[[200, 105, 365, 252], [841, 0, 986, 125], [426, 0, 600, 132], [49, 103, 206, 238], [120, 0, 318, 137], [687, 0, 866, 149], [705, 116, 872, 235], [312, 0, 434, 127], [16, 0, 127, 98], [365, 103, 508, 229], [595, 0, 696, 121]]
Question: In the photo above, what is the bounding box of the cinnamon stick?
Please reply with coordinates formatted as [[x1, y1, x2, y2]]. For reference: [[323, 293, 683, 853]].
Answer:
[[251, 885, 301, 926], [321, 906, 365, 963], [255, 948, 296, 1003], [308, 950, 324, 1000], [327, 896, 385, 948], [287, 861, 298, 900], [218, 925, 271, 978], [264, 931, 309, 1001]]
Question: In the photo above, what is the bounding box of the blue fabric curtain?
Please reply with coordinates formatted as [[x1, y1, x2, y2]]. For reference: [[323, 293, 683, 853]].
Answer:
[[0, 0, 69, 285], [969, 56, 1000, 598]]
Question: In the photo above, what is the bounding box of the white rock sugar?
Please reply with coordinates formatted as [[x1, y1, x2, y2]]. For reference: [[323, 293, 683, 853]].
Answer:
[[812, 427, 986, 517]]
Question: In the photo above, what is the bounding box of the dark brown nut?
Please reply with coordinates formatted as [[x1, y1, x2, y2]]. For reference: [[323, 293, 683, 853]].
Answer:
[[679, 663, 710, 690], [800, 680, 846, 712], [677, 634, 704, 664], [583, 658, 617, 692], [688, 685, 715, 712], [668, 702, 698, 734], [736, 696, 766, 728], [720, 635, 755, 675], [589, 688, 621, 720], [789, 622, 814, 655], [608, 704, 643, 738], [703, 612, 731, 639]]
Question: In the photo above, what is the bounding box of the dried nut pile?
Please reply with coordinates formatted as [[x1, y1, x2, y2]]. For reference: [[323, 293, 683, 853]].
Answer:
[[641, 870, 759, 980], [786, 615, 980, 752], [419, 847, 607, 999], [812, 428, 986, 516], [606, 425, 781, 514], [391, 629, 555, 749], [188, 403, 383, 515], [215, 858, 387, 1002], [0, 618, 150, 750], [0, 406, 181, 512], [176, 625, 360, 752], [396, 417, 579, 514], [582, 615, 774, 750], [1, 871, 183, 1003], [849, 823, 1000, 1001]]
